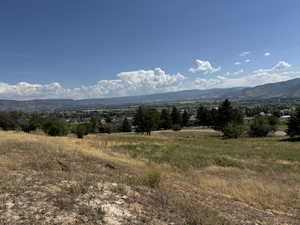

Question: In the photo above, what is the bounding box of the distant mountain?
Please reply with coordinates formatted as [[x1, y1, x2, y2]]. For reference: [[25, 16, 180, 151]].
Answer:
[[0, 88, 243, 111], [1, 78, 300, 111], [228, 78, 300, 99]]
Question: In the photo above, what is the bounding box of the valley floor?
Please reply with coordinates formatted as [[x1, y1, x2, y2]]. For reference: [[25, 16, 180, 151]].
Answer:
[[0, 130, 299, 224]]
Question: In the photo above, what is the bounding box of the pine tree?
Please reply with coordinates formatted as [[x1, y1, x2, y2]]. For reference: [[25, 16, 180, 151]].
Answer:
[[171, 107, 182, 126], [287, 107, 300, 138], [182, 110, 190, 127], [196, 106, 210, 126], [215, 99, 243, 131], [89, 116, 100, 133], [122, 118, 132, 132], [160, 109, 172, 129], [133, 106, 145, 133]]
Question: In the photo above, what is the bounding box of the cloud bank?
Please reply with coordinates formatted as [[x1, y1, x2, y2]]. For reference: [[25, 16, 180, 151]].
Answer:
[[0, 61, 299, 100]]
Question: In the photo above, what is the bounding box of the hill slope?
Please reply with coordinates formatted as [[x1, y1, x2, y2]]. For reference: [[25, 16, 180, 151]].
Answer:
[[0, 131, 299, 224], [229, 78, 300, 99]]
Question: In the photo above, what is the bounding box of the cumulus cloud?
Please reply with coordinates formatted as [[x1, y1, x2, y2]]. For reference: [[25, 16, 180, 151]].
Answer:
[[240, 51, 251, 57], [0, 68, 186, 100], [0, 61, 299, 100], [264, 52, 271, 56], [193, 61, 297, 89], [189, 59, 221, 74], [245, 59, 251, 63], [272, 61, 291, 70], [234, 62, 241, 65]]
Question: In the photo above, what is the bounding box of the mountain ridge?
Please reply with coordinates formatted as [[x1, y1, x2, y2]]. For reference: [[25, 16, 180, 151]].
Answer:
[[1, 78, 300, 111]]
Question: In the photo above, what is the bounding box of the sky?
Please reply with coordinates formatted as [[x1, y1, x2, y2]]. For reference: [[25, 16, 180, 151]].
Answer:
[[1, 0, 300, 100]]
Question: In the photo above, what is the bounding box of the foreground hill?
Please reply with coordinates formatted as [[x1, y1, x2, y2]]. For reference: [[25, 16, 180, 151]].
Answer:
[[0, 131, 299, 224], [1, 78, 300, 111]]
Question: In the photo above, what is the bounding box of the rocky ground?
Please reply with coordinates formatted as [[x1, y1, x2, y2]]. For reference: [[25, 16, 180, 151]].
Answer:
[[0, 178, 182, 225], [0, 131, 299, 225]]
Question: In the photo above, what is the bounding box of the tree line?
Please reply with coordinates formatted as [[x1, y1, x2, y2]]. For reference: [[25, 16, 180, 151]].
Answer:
[[1, 99, 300, 139]]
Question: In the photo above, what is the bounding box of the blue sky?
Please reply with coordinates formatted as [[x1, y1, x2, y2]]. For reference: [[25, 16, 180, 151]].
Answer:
[[1, 0, 300, 99]]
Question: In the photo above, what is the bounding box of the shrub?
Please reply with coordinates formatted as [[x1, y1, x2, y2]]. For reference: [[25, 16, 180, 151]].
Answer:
[[223, 123, 245, 139], [287, 107, 300, 138], [121, 118, 132, 132], [140, 169, 162, 188], [268, 116, 279, 131], [99, 123, 112, 134], [248, 117, 272, 137], [74, 123, 89, 138], [172, 124, 182, 131], [42, 118, 69, 136]]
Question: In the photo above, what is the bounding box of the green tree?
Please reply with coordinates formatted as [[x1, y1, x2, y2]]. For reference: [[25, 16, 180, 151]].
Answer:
[[42, 118, 69, 136], [159, 109, 172, 130], [215, 99, 243, 131], [223, 123, 245, 139], [248, 117, 272, 137], [182, 110, 190, 127], [196, 106, 211, 126], [0, 111, 23, 130], [171, 107, 182, 126], [133, 106, 146, 133], [74, 123, 89, 138], [268, 116, 279, 131], [144, 109, 160, 135], [133, 107, 160, 135], [98, 122, 112, 134], [287, 107, 300, 138], [21, 113, 42, 133], [121, 118, 132, 132], [89, 116, 100, 133]]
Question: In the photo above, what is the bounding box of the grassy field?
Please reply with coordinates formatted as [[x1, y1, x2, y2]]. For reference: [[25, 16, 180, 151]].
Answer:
[[89, 131, 300, 214], [1, 130, 299, 224]]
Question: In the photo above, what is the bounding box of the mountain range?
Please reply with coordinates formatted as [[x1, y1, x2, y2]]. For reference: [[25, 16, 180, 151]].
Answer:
[[1, 78, 300, 111]]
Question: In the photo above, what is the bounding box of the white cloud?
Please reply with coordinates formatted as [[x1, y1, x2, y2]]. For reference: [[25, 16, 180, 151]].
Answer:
[[225, 69, 244, 76], [245, 59, 251, 63], [234, 62, 241, 65], [0, 61, 299, 100], [272, 61, 291, 70], [264, 52, 271, 56], [0, 68, 187, 100], [240, 51, 251, 57], [193, 61, 297, 89], [189, 59, 221, 74]]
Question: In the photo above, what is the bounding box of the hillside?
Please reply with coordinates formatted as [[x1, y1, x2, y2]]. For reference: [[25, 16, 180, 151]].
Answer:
[[229, 78, 300, 99], [0, 88, 241, 111], [1, 131, 299, 224]]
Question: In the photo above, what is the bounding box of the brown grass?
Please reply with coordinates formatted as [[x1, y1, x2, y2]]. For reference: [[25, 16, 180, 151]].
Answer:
[[1, 131, 299, 224]]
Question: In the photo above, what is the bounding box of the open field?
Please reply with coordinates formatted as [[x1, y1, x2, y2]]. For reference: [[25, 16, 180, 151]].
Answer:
[[0, 130, 300, 224]]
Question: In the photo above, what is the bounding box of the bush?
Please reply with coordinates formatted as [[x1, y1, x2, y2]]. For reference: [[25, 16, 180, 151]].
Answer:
[[223, 123, 245, 139], [74, 123, 89, 138], [140, 169, 162, 188], [172, 124, 182, 131], [287, 108, 300, 138], [99, 123, 112, 134], [121, 118, 132, 132], [248, 117, 272, 137], [42, 118, 69, 136], [268, 116, 279, 131]]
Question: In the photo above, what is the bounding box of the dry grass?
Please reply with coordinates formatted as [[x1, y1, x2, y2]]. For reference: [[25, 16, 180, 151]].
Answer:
[[90, 131, 300, 215], [1, 130, 299, 224]]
